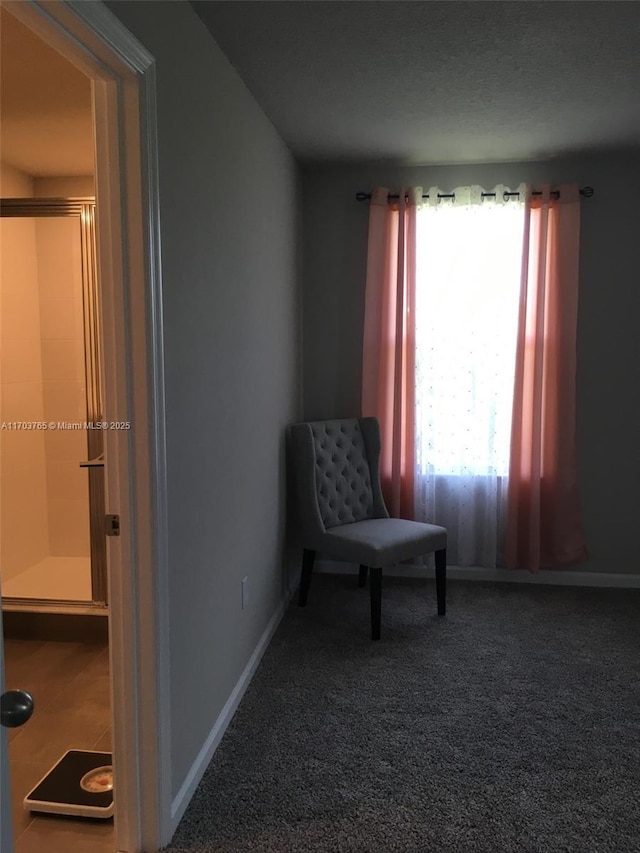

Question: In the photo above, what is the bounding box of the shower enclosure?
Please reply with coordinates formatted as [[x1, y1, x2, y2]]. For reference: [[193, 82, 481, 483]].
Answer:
[[0, 198, 107, 612]]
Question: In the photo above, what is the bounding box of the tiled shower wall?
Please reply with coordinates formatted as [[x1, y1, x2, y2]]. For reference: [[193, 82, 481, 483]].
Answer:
[[0, 164, 49, 580], [36, 215, 90, 557], [0, 163, 95, 583]]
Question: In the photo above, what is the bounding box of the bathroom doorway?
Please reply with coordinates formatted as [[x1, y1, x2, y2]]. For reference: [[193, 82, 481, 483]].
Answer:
[[1, 1, 169, 850], [0, 11, 115, 850], [0, 198, 108, 612]]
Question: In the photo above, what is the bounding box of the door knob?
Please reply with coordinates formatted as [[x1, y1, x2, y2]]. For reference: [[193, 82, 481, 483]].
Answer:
[[1, 689, 34, 728]]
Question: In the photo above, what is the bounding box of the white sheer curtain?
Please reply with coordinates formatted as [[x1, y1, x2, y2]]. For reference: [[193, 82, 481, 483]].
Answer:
[[414, 185, 525, 567]]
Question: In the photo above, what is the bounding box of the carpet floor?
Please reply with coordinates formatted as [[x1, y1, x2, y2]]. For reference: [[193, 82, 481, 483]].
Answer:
[[165, 574, 640, 853]]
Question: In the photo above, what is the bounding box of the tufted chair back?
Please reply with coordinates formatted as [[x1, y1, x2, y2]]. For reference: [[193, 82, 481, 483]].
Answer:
[[310, 419, 373, 527], [290, 417, 389, 543]]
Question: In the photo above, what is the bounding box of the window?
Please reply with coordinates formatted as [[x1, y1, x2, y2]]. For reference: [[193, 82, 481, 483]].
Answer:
[[362, 182, 585, 569], [414, 198, 525, 477]]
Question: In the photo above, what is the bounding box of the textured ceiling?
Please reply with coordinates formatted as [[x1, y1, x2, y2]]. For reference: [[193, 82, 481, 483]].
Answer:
[[192, 0, 640, 164], [0, 8, 94, 178]]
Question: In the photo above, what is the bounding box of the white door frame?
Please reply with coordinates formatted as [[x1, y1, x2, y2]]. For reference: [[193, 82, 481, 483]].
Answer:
[[0, 602, 13, 851], [2, 2, 170, 850]]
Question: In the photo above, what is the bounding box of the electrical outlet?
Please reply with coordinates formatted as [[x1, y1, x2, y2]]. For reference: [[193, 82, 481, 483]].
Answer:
[[241, 576, 249, 609]]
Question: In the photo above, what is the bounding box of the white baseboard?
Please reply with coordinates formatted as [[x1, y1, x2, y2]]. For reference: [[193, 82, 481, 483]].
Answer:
[[170, 585, 295, 831], [315, 559, 640, 588]]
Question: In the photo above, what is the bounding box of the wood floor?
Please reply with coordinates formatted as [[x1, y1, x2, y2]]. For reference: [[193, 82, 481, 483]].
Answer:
[[4, 637, 114, 853]]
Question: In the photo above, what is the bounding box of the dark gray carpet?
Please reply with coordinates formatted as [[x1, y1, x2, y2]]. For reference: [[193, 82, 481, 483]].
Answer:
[[165, 574, 640, 853]]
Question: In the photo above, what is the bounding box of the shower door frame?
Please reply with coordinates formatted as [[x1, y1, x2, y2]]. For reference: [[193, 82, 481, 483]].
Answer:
[[1, 2, 171, 852], [0, 197, 108, 612]]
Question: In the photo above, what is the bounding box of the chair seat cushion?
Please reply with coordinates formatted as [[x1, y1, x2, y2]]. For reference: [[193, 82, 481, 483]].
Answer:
[[319, 518, 447, 568]]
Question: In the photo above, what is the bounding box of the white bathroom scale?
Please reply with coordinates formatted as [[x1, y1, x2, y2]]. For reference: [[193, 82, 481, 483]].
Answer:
[[24, 749, 114, 818]]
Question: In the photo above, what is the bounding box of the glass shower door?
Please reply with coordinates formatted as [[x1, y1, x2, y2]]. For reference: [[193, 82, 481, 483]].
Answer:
[[0, 200, 105, 608]]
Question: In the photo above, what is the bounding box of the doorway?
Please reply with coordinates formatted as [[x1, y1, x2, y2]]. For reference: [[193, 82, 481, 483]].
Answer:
[[0, 1, 169, 852], [0, 197, 114, 850], [0, 10, 113, 851]]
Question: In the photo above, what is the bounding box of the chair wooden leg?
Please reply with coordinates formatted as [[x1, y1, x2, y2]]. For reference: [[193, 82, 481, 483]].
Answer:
[[435, 548, 446, 616], [370, 567, 382, 640], [299, 548, 315, 607], [358, 564, 368, 588]]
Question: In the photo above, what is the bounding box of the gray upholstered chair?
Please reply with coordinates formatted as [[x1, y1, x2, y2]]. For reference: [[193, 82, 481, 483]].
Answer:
[[289, 417, 447, 640]]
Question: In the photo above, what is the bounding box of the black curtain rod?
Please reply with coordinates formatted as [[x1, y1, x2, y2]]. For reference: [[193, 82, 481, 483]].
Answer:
[[356, 186, 594, 202]]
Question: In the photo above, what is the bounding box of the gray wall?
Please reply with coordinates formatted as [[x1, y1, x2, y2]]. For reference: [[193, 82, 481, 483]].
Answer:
[[302, 151, 640, 575], [106, 1, 301, 797]]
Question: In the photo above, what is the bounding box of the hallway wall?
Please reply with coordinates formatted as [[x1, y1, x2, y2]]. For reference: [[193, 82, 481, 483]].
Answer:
[[105, 0, 302, 803]]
